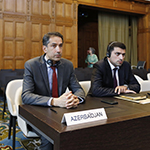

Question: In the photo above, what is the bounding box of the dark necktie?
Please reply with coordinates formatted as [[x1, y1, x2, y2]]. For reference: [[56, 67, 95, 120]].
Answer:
[[113, 68, 118, 88], [51, 66, 58, 97]]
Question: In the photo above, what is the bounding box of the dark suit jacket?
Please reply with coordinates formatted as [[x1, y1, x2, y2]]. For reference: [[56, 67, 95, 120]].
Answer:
[[22, 55, 85, 106], [91, 57, 140, 97]]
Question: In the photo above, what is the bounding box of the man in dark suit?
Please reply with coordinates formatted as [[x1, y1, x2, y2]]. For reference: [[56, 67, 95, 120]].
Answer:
[[91, 41, 140, 97], [22, 32, 85, 150]]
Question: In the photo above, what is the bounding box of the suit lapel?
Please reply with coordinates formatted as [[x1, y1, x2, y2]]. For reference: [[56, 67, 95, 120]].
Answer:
[[39, 55, 50, 95], [105, 58, 114, 87], [57, 60, 64, 96], [118, 65, 124, 85]]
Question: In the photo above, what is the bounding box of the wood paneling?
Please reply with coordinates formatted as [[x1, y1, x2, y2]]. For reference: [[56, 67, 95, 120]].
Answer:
[[4, 0, 15, 12], [138, 13, 150, 69], [16, 0, 26, 14], [0, 0, 150, 69]]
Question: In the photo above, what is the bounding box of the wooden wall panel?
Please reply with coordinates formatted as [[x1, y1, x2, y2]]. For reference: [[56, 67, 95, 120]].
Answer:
[[31, 42, 42, 58], [65, 43, 72, 60], [138, 13, 150, 69], [56, 2, 64, 17], [16, 60, 24, 69], [4, 60, 13, 69], [16, 0, 26, 13], [32, 0, 41, 15], [4, 21, 14, 37], [41, 1, 50, 15], [15, 41, 24, 57], [65, 3, 72, 18], [16, 22, 25, 38], [0, 0, 150, 69], [65, 26, 72, 41], [4, 0, 15, 12], [31, 23, 42, 58], [3, 20, 25, 69], [31, 23, 41, 40], [77, 0, 95, 4], [42, 24, 51, 37], [4, 41, 14, 56]]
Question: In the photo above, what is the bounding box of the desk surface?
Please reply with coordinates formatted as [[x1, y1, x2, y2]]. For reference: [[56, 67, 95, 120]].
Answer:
[[19, 95, 150, 150]]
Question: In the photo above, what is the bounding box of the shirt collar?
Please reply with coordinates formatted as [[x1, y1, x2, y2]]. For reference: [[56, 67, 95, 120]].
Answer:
[[107, 59, 119, 70], [44, 55, 50, 68]]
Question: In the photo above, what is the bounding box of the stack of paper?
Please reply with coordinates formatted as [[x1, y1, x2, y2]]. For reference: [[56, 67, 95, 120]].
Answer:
[[115, 93, 150, 104], [120, 95, 147, 100]]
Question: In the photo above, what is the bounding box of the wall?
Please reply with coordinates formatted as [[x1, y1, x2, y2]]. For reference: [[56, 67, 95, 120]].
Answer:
[[0, 0, 150, 69], [0, 0, 78, 69]]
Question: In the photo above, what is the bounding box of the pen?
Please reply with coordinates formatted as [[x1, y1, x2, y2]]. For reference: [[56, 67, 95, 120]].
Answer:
[[50, 107, 57, 114]]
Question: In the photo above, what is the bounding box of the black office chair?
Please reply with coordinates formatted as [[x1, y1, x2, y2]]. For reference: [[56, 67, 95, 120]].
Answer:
[[131, 61, 146, 69]]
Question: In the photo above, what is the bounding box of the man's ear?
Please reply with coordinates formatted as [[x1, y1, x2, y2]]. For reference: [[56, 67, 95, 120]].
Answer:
[[43, 45, 47, 53]]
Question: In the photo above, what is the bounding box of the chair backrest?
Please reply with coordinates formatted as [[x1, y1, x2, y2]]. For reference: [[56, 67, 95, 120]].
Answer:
[[79, 81, 91, 96], [147, 73, 150, 80], [15, 86, 23, 115], [15, 86, 39, 137], [65, 81, 91, 96], [134, 74, 150, 92], [137, 61, 146, 69], [139, 80, 150, 92], [6, 79, 23, 116], [134, 74, 143, 83], [15, 86, 28, 136]]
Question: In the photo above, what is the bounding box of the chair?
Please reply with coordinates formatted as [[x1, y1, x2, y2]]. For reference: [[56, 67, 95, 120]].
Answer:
[[5, 79, 23, 150], [0, 70, 17, 119], [65, 81, 91, 96], [79, 81, 91, 96], [147, 73, 150, 80], [15, 86, 39, 138], [134, 75, 150, 92], [134, 74, 144, 83], [131, 61, 146, 69]]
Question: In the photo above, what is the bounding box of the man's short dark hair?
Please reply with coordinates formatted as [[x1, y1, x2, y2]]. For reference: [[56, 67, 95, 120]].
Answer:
[[43, 32, 64, 46], [107, 41, 126, 57]]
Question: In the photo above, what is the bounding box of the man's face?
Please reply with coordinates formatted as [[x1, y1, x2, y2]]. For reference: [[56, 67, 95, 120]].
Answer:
[[108, 47, 126, 67], [43, 36, 63, 64]]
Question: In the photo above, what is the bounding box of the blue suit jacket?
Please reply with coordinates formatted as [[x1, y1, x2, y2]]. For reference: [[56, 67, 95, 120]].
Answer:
[[91, 57, 140, 97], [22, 55, 85, 106]]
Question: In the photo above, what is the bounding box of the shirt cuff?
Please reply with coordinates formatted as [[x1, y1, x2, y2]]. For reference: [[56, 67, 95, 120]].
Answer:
[[124, 84, 129, 89], [47, 97, 53, 106], [78, 96, 84, 103]]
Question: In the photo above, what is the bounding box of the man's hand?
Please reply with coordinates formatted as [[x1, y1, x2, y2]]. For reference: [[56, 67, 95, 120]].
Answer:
[[51, 91, 79, 109], [124, 89, 136, 94], [115, 86, 136, 94]]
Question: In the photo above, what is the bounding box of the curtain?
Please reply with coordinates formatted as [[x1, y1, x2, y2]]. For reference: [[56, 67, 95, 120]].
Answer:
[[98, 12, 134, 63], [130, 16, 138, 66]]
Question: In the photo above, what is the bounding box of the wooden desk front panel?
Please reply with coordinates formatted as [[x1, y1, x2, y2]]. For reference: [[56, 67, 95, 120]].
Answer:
[[19, 96, 150, 150]]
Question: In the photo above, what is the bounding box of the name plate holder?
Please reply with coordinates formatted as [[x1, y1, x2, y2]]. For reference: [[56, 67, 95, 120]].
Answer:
[[61, 108, 107, 126]]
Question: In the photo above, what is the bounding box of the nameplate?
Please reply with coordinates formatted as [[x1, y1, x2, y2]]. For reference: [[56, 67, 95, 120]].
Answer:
[[61, 108, 107, 126]]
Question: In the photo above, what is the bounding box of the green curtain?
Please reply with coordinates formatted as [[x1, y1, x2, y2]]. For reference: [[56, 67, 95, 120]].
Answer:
[[98, 12, 137, 63], [130, 16, 138, 66]]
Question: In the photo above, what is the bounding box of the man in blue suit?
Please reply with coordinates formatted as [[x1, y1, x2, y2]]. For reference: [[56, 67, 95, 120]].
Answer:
[[22, 32, 85, 149], [91, 41, 140, 97]]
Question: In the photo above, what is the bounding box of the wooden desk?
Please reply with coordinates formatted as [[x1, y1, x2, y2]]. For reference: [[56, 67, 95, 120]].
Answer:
[[19, 95, 150, 150]]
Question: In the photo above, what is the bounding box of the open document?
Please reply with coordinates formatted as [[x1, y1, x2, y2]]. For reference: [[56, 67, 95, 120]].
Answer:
[[115, 93, 150, 104]]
